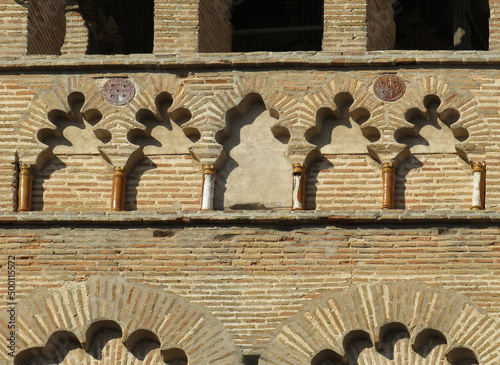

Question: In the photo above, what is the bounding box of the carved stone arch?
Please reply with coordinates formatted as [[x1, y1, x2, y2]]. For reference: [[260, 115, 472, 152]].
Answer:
[[260, 282, 500, 365], [1, 276, 242, 365]]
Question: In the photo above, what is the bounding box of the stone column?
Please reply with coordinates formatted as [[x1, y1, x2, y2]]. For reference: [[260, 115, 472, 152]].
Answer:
[[292, 163, 306, 210], [111, 167, 127, 211], [382, 162, 396, 209], [18, 164, 33, 212], [201, 165, 216, 210], [471, 161, 486, 210]]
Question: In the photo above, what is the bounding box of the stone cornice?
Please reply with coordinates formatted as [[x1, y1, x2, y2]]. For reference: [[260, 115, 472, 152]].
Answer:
[[0, 51, 500, 72], [2, 210, 500, 226]]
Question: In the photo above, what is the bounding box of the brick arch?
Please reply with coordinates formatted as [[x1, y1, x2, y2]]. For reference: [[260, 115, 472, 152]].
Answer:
[[178, 75, 296, 165], [128, 73, 180, 114], [18, 77, 111, 169], [288, 76, 384, 165], [391, 76, 490, 157], [259, 282, 500, 365], [301, 76, 384, 128], [1, 276, 242, 365]]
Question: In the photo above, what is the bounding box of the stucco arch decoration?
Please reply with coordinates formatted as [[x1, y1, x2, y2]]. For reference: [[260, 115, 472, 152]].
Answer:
[[18, 74, 187, 171], [177, 75, 298, 166], [298, 75, 385, 165], [390, 76, 490, 162], [0, 276, 242, 365], [260, 282, 500, 365]]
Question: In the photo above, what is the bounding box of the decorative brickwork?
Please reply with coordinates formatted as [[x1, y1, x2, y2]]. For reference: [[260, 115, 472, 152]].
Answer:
[[5, 276, 241, 364], [3, 1, 500, 363], [260, 282, 499, 365]]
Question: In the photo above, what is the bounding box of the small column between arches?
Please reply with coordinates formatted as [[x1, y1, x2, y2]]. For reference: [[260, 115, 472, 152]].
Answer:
[[111, 167, 127, 211], [292, 163, 306, 210], [471, 161, 486, 211], [18, 163, 34, 212], [381, 162, 396, 209], [201, 165, 216, 210]]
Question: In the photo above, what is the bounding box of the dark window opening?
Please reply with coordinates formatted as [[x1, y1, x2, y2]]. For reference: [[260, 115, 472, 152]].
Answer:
[[231, 0, 323, 52], [78, 0, 154, 55], [393, 0, 489, 50]]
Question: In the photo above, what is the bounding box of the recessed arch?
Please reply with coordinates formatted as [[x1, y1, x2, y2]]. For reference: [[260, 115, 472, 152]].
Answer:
[[2, 276, 241, 365], [214, 93, 292, 210], [259, 282, 500, 365]]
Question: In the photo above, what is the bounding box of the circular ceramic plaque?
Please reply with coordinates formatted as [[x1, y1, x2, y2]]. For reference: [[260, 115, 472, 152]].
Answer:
[[373, 75, 406, 102], [102, 78, 135, 106]]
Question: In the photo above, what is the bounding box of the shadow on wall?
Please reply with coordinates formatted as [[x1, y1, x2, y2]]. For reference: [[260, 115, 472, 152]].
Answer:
[[31, 157, 67, 211], [214, 95, 292, 210], [304, 93, 378, 210], [394, 155, 424, 210], [304, 157, 335, 210], [125, 157, 157, 211]]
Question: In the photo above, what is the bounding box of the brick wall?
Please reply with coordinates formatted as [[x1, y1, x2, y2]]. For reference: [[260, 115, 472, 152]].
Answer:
[[1, 68, 498, 212], [60, 7, 87, 55], [0, 0, 27, 57], [489, 0, 500, 50], [306, 155, 380, 210], [32, 155, 113, 212], [1, 213, 499, 356], [396, 154, 472, 210], [3, 0, 499, 54], [3, 1, 500, 361], [323, 0, 366, 52], [126, 155, 201, 211], [154, 0, 198, 54]]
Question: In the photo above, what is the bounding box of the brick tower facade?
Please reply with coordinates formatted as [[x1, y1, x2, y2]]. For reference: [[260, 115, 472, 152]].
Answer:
[[1, 0, 499, 364]]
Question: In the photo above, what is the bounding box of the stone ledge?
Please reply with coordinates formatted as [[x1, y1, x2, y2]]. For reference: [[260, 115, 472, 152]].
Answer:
[[1, 210, 499, 226], [0, 51, 499, 71]]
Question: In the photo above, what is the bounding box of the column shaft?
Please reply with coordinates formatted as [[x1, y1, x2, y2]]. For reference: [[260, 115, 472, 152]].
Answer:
[[18, 164, 33, 212], [292, 164, 306, 210], [111, 167, 127, 211], [382, 162, 396, 209], [201, 165, 216, 210]]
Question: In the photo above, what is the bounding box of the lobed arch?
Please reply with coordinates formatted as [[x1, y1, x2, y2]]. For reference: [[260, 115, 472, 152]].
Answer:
[[18, 74, 188, 171], [179, 75, 297, 166], [296, 76, 385, 166], [16, 74, 202, 212], [389, 76, 489, 161], [259, 282, 500, 365], [18, 77, 114, 170], [213, 93, 292, 210], [1, 276, 242, 364]]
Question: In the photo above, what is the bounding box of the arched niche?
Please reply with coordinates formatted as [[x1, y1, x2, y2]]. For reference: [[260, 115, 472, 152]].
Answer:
[[214, 94, 292, 210]]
